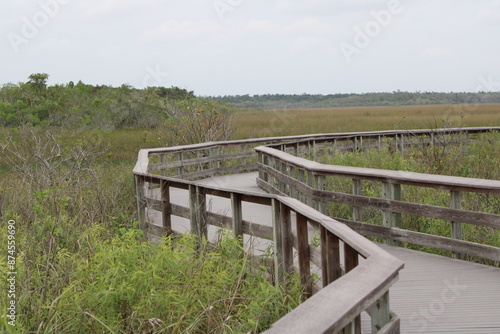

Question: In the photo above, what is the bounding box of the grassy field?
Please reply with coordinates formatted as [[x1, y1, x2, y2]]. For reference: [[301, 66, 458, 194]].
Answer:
[[231, 103, 500, 138], [1, 102, 499, 332]]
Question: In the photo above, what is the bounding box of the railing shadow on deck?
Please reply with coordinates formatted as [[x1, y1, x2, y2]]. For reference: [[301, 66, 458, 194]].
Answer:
[[133, 127, 500, 334]]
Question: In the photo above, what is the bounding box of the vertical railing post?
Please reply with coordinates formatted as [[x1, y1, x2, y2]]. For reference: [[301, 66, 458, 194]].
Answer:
[[306, 171, 314, 207], [298, 168, 306, 203], [383, 182, 402, 246], [314, 174, 327, 214], [451, 190, 463, 259], [159, 154, 166, 176], [352, 179, 362, 222], [281, 203, 293, 275], [189, 185, 198, 236], [272, 199, 284, 286], [197, 187, 207, 241], [231, 193, 243, 242], [320, 227, 341, 287], [176, 152, 183, 177], [210, 146, 220, 170], [344, 244, 361, 334], [189, 185, 207, 244], [369, 291, 391, 333], [161, 180, 172, 236], [135, 175, 146, 225], [296, 213, 312, 298]]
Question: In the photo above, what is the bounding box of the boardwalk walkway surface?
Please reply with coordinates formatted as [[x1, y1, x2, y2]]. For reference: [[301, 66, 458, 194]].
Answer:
[[148, 172, 500, 333]]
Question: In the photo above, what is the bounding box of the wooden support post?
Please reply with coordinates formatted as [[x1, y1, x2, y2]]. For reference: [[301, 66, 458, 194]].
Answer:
[[383, 182, 402, 246], [209, 146, 220, 170], [159, 154, 166, 176], [231, 193, 243, 241], [321, 227, 341, 287], [296, 213, 312, 298], [320, 226, 329, 288], [281, 203, 293, 275], [176, 152, 183, 177], [135, 175, 146, 225], [369, 291, 391, 333], [189, 185, 198, 236], [196, 150, 202, 172], [272, 199, 284, 286], [161, 180, 172, 236], [451, 190, 463, 259], [307, 171, 314, 207], [344, 243, 361, 334], [197, 187, 207, 241], [352, 179, 362, 222], [314, 174, 327, 214], [399, 134, 404, 155], [298, 169, 306, 203], [189, 185, 207, 242]]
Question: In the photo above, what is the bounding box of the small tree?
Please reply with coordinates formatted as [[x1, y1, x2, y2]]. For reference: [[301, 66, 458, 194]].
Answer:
[[162, 98, 233, 146]]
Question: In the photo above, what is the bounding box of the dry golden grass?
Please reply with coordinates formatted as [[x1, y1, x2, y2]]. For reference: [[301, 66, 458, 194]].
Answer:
[[231, 104, 500, 139]]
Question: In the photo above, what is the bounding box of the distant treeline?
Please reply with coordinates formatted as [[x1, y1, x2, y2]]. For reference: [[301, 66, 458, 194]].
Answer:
[[210, 91, 500, 109], [0, 73, 196, 129]]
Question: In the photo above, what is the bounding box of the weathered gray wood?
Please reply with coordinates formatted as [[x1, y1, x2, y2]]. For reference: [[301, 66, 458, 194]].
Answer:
[[148, 151, 256, 171], [451, 190, 463, 259], [344, 243, 361, 333], [281, 203, 294, 274], [352, 178, 362, 222], [378, 313, 400, 334], [160, 180, 172, 235], [255, 142, 500, 194], [135, 175, 146, 223], [231, 193, 243, 240], [260, 160, 500, 230], [209, 146, 220, 169], [189, 184, 198, 236], [176, 163, 258, 180], [272, 198, 285, 286], [369, 291, 390, 333], [176, 152, 183, 176], [321, 226, 341, 287], [296, 212, 312, 297], [263, 257, 401, 334], [383, 182, 402, 246], [339, 218, 500, 262]]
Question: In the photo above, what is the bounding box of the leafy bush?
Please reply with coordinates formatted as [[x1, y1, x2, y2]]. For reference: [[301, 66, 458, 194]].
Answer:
[[0, 222, 302, 334]]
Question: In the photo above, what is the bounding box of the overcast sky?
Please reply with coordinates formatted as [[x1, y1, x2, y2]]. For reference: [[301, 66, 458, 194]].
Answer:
[[1, 0, 500, 96]]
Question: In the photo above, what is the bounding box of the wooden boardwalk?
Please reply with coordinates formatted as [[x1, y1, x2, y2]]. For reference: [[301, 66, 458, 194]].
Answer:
[[147, 172, 500, 333]]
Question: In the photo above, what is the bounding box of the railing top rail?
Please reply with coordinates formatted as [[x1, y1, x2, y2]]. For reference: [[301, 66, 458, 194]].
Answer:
[[255, 145, 500, 193], [134, 126, 499, 174]]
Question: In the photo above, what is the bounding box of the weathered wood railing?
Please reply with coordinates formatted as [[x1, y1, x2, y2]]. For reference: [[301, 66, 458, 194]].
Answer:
[[133, 127, 499, 333], [256, 127, 500, 264]]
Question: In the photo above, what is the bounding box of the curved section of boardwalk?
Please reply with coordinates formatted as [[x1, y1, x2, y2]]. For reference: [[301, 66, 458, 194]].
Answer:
[[135, 128, 500, 333], [150, 173, 500, 333]]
